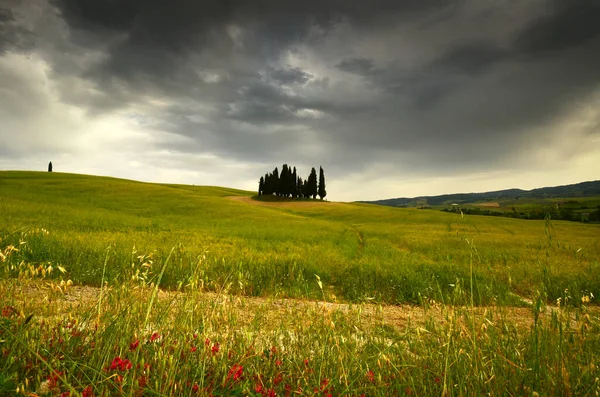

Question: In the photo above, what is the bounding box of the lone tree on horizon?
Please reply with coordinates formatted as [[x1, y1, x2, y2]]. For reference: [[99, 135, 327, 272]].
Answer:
[[318, 166, 326, 200], [48, 161, 53, 172]]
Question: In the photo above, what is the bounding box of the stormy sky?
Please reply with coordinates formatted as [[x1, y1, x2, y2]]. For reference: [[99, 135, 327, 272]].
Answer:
[[1, 0, 599, 201]]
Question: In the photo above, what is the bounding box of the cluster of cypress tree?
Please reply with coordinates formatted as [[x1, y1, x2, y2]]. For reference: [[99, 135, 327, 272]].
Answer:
[[259, 164, 326, 199]]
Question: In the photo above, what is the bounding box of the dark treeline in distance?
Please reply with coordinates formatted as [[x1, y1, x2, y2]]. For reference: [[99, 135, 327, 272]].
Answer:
[[259, 164, 326, 200]]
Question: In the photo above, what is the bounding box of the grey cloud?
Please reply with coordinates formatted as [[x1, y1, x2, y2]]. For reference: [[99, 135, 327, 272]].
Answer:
[[0, 5, 35, 54], [513, 1, 600, 54], [268, 67, 313, 85], [336, 58, 375, 75], [2, 0, 599, 197]]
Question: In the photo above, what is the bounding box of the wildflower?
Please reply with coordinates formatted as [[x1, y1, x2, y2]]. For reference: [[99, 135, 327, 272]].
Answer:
[[255, 384, 264, 393], [212, 342, 220, 354], [205, 338, 211, 346], [82, 386, 94, 397], [110, 357, 132, 371], [267, 389, 277, 397], [150, 332, 161, 342], [227, 364, 244, 382], [138, 376, 148, 388], [190, 346, 197, 353], [582, 295, 590, 303], [129, 340, 140, 351], [556, 297, 562, 307], [60, 392, 70, 397], [276, 359, 282, 367], [366, 370, 375, 382], [274, 373, 283, 385], [192, 383, 199, 393], [1, 306, 16, 318], [304, 359, 309, 367]]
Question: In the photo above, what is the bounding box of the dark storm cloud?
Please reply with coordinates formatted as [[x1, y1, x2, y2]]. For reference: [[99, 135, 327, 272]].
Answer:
[[0, 4, 35, 54], [336, 58, 375, 76], [268, 67, 313, 86], [514, 0, 600, 54], [2, 0, 599, 189]]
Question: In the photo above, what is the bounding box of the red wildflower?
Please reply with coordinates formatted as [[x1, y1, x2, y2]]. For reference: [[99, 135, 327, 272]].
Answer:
[[138, 376, 148, 388], [275, 359, 282, 367], [435, 377, 441, 384], [227, 364, 244, 382], [211, 342, 220, 354], [129, 340, 140, 351], [274, 373, 283, 385], [254, 383, 264, 393], [110, 357, 132, 371], [205, 338, 211, 346], [192, 383, 199, 393], [59, 392, 70, 397], [149, 332, 161, 342], [267, 389, 277, 397], [366, 370, 375, 383], [82, 386, 94, 397], [190, 346, 197, 353], [303, 359, 309, 367], [1, 306, 15, 317]]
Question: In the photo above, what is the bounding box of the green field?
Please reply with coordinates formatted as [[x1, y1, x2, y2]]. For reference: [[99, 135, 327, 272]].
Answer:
[[1, 171, 600, 304], [2, 171, 600, 396]]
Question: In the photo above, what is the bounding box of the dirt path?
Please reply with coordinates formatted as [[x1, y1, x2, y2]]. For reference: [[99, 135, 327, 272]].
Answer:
[[4, 281, 597, 332]]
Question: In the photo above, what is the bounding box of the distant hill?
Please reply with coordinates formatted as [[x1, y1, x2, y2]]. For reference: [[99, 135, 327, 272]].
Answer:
[[361, 180, 600, 207]]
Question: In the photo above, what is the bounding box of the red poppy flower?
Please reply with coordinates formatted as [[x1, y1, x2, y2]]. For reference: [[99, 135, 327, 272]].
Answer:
[[211, 342, 220, 354], [227, 364, 244, 382], [110, 357, 132, 371], [149, 332, 161, 342], [129, 340, 140, 351], [366, 370, 375, 382], [82, 386, 94, 397]]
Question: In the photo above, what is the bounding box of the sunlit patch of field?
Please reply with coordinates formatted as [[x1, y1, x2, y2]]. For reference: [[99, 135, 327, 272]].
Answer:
[[472, 202, 500, 207]]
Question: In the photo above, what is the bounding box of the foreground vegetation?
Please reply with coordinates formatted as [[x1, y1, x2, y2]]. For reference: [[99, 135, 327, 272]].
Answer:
[[1, 272, 599, 396], [1, 171, 600, 395]]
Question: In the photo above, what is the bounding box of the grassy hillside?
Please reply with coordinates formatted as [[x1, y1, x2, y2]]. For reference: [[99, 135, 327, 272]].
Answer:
[[1, 171, 600, 304], [2, 171, 600, 396]]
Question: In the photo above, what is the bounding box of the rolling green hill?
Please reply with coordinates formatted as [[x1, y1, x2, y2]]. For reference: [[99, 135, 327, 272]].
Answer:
[[1, 171, 599, 304]]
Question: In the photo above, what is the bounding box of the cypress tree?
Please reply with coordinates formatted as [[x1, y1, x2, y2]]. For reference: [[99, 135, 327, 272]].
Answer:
[[297, 176, 303, 198], [48, 161, 53, 172], [281, 164, 289, 197], [318, 166, 326, 200], [308, 167, 318, 199], [292, 167, 297, 198], [273, 167, 279, 196], [258, 176, 264, 196]]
